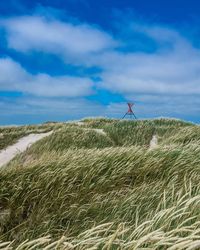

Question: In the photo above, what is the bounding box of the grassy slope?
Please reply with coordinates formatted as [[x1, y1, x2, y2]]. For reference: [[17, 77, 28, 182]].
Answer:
[[0, 123, 63, 150], [1, 118, 200, 249]]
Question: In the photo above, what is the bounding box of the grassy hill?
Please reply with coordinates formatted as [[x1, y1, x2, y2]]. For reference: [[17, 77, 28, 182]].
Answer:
[[0, 118, 200, 249]]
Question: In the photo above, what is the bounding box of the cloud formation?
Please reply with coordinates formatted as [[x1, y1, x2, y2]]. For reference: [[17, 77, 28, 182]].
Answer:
[[0, 57, 93, 97], [89, 25, 200, 97], [2, 16, 116, 56], [3, 15, 200, 97], [1, 12, 200, 123]]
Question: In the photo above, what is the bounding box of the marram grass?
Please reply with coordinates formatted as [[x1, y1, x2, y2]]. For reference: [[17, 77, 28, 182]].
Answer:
[[1, 189, 200, 249], [0, 118, 200, 249]]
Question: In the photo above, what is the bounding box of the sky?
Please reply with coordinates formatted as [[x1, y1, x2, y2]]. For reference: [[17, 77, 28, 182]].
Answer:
[[1, 0, 200, 124]]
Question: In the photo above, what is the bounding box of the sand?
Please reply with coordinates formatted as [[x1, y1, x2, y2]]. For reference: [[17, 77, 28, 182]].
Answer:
[[149, 135, 158, 149]]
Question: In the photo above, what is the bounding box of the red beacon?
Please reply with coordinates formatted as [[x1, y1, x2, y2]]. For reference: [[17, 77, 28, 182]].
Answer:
[[122, 102, 137, 119]]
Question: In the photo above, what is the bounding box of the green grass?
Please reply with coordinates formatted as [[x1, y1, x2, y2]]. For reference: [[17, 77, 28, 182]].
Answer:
[[0, 118, 200, 249], [28, 126, 114, 153], [0, 123, 63, 150]]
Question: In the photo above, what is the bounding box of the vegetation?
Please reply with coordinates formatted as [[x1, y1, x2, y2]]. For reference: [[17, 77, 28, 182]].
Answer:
[[0, 123, 63, 150], [0, 118, 200, 249]]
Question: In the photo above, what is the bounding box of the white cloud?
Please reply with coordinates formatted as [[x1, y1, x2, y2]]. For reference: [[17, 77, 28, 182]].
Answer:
[[0, 57, 29, 90], [27, 74, 93, 97], [0, 57, 93, 97], [1, 16, 116, 56], [87, 25, 200, 96], [98, 50, 200, 95], [2, 15, 200, 98]]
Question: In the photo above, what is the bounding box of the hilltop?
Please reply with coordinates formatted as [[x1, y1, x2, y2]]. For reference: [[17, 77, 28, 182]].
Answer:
[[0, 118, 200, 249]]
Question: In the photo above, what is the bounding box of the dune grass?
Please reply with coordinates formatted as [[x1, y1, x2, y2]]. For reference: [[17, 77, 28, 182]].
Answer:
[[0, 123, 63, 150], [0, 118, 199, 249]]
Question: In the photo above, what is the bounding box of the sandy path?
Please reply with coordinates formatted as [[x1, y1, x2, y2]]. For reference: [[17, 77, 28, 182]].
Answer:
[[74, 121, 107, 136], [82, 128, 107, 136], [0, 131, 52, 167], [149, 135, 158, 149], [92, 128, 107, 136]]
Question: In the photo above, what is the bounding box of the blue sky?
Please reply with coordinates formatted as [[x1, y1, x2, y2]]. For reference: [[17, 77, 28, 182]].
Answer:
[[1, 0, 200, 124]]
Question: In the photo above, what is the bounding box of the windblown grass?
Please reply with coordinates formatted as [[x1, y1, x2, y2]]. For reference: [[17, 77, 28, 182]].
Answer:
[[103, 118, 193, 146], [161, 126, 200, 146], [27, 126, 114, 153], [0, 118, 199, 249], [0, 123, 63, 150]]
